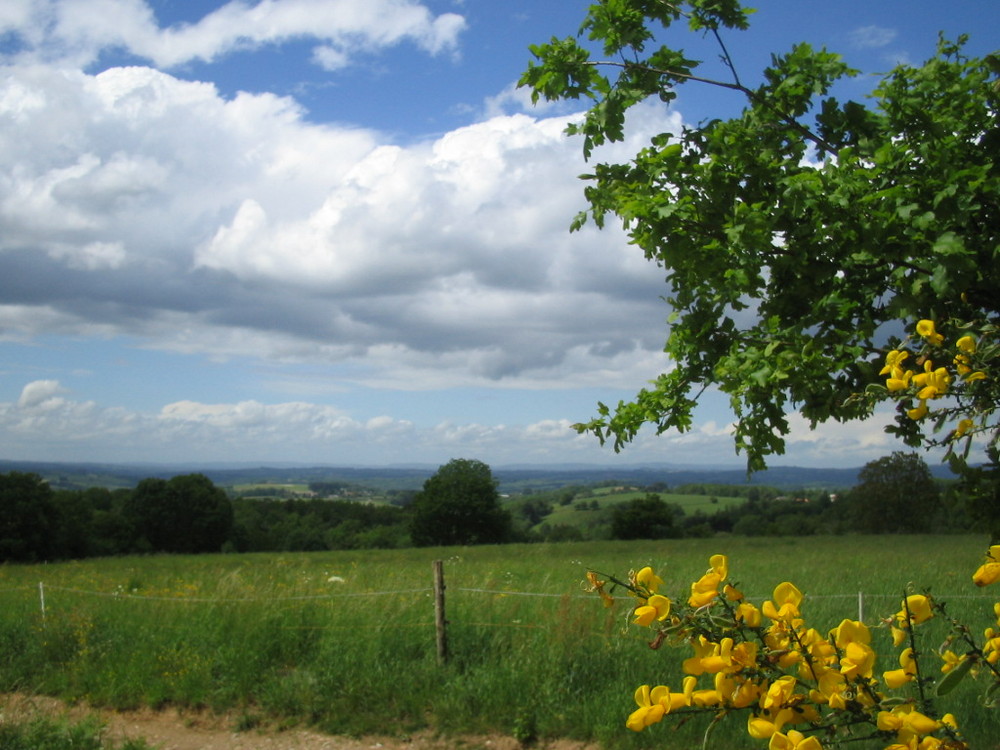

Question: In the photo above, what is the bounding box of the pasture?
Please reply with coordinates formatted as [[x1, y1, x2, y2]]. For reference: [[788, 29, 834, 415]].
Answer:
[[0, 535, 997, 748]]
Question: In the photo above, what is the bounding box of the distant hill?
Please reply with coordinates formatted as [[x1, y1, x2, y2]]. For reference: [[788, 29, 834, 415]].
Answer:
[[0, 458, 959, 493]]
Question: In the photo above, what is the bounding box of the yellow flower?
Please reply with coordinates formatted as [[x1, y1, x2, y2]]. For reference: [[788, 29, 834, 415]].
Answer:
[[940, 650, 965, 673], [633, 594, 671, 626], [761, 675, 798, 712], [886, 366, 914, 391], [840, 641, 876, 679], [964, 370, 987, 382], [912, 361, 950, 400], [763, 582, 803, 622], [586, 571, 614, 608], [687, 555, 727, 607], [880, 349, 910, 376], [895, 594, 933, 627], [973, 545, 1000, 586], [907, 399, 929, 420], [975, 562, 1000, 587], [916, 319, 944, 346], [878, 706, 941, 739], [954, 353, 972, 376], [634, 566, 664, 593], [625, 684, 686, 731], [736, 601, 763, 627], [768, 729, 823, 750], [883, 648, 917, 689], [956, 335, 977, 354], [954, 418, 974, 438], [831, 619, 875, 679]]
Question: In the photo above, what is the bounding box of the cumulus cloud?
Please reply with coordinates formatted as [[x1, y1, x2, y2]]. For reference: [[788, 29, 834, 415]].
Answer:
[[0, 55, 677, 391], [2, 0, 466, 69]]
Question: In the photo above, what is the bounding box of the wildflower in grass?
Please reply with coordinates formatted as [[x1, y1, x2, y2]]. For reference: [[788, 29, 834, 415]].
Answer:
[[895, 594, 934, 627], [767, 728, 823, 750], [763, 581, 803, 622], [633, 594, 670, 626], [633, 566, 664, 594], [688, 554, 727, 607], [916, 319, 944, 346], [973, 545, 1000, 587], [736, 600, 763, 627], [625, 684, 686, 731], [983, 629, 1000, 664], [891, 626, 908, 647], [877, 705, 941, 743], [883, 647, 917, 688], [940, 650, 966, 674], [831, 619, 875, 679], [586, 570, 614, 607]]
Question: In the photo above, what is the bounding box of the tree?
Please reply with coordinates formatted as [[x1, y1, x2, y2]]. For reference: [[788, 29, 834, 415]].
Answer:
[[124, 473, 233, 553], [409, 459, 512, 546], [0, 472, 56, 561], [845, 452, 939, 533], [521, 1, 999, 472], [611, 493, 681, 539]]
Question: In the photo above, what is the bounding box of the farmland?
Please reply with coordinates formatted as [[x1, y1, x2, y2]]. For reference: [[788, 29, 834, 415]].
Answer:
[[1, 535, 998, 748]]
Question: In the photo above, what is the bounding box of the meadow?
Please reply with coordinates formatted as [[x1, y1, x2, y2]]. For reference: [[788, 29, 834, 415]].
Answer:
[[1, 535, 997, 749]]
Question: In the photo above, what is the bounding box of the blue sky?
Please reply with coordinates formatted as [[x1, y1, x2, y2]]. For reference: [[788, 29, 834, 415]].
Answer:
[[0, 0, 996, 468]]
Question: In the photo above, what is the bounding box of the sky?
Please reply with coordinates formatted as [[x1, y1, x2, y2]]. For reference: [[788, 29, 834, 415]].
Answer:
[[0, 0, 996, 470]]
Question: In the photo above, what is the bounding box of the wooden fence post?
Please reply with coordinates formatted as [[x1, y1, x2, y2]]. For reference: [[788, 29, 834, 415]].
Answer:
[[433, 559, 448, 665]]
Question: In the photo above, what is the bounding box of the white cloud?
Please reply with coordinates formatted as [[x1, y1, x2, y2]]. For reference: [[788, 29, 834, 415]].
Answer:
[[0, 379, 948, 468], [17, 379, 68, 409], [849, 25, 898, 50], [2, 0, 466, 70], [0, 56, 679, 391]]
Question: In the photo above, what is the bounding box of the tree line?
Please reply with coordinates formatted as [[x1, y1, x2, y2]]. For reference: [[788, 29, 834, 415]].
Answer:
[[0, 453, 982, 562]]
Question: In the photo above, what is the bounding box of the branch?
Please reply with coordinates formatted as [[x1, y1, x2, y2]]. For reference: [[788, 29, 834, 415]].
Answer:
[[583, 59, 840, 157]]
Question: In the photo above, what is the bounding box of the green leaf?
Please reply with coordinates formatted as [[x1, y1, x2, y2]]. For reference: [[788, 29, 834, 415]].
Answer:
[[935, 655, 974, 696]]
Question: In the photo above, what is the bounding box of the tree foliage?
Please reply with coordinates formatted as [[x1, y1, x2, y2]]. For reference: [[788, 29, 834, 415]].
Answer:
[[124, 473, 233, 553], [520, 0, 999, 472], [845, 451, 939, 533], [0, 471, 56, 562], [409, 458, 512, 546], [611, 493, 681, 539]]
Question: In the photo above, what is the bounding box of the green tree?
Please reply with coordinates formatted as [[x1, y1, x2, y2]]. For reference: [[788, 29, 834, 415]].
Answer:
[[521, 1, 999, 472], [0, 472, 56, 561], [845, 452, 939, 533], [409, 458, 512, 546], [610, 493, 681, 539], [124, 473, 233, 553]]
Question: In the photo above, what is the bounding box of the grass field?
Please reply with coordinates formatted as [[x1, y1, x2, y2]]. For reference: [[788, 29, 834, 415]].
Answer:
[[1, 536, 997, 749], [534, 489, 746, 532]]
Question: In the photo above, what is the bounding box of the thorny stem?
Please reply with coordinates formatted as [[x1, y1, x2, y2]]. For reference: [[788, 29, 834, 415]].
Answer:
[[901, 593, 933, 716]]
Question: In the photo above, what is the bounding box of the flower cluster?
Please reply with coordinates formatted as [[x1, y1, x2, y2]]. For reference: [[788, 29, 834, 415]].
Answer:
[[878, 321, 985, 426], [588, 550, 1000, 750], [873, 319, 995, 461]]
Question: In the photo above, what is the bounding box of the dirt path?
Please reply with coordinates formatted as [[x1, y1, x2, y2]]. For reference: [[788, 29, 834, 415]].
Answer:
[[0, 694, 590, 750]]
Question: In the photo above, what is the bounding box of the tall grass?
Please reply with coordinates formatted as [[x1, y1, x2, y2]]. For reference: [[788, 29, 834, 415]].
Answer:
[[0, 536, 998, 748]]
